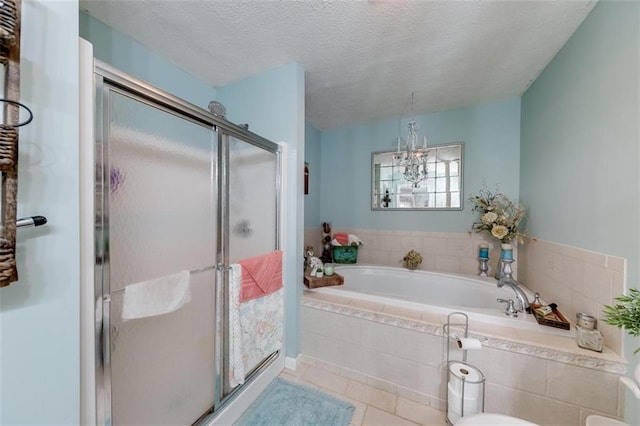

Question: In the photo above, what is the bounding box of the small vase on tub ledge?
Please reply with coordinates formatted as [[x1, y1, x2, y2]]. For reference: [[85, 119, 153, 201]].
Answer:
[[469, 188, 528, 279], [403, 250, 423, 270]]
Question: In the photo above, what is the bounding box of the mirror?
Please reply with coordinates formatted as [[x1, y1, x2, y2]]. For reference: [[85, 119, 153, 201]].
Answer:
[[371, 142, 464, 210]]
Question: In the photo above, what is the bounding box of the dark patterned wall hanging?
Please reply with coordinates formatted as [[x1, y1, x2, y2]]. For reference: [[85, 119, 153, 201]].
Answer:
[[0, 0, 22, 287]]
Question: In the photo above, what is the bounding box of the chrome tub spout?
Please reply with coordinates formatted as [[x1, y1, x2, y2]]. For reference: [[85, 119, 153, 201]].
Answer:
[[496, 258, 531, 313], [498, 279, 531, 313]]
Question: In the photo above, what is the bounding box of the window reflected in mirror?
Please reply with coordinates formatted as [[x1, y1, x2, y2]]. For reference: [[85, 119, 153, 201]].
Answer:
[[371, 142, 464, 210]]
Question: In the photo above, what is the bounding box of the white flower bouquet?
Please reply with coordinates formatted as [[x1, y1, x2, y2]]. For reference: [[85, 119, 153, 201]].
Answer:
[[469, 189, 527, 244]]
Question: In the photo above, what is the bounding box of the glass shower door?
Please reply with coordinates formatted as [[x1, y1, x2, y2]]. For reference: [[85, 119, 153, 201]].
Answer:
[[221, 132, 281, 396], [226, 134, 279, 262], [103, 89, 217, 425]]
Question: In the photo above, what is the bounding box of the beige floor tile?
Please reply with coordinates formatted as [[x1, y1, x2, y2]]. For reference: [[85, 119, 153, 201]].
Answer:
[[279, 371, 320, 390], [362, 406, 420, 426], [279, 372, 325, 390], [278, 372, 302, 384], [395, 397, 445, 425], [301, 365, 350, 394], [366, 376, 397, 394], [282, 362, 308, 378], [345, 380, 397, 413], [298, 354, 316, 367], [324, 390, 368, 426], [341, 367, 368, 384], [317, 359, 342, 375]]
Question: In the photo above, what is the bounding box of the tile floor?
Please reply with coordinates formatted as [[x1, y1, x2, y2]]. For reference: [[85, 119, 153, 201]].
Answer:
[[279, 362, 446, 426]]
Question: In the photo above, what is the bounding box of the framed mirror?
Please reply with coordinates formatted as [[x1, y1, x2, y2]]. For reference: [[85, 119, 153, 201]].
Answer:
[[371, 142, 464, 210]]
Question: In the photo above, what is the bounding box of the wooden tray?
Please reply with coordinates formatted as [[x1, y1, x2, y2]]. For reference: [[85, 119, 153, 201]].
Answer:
[[533, 306, 571, 330], [304, 273, 344, 289]]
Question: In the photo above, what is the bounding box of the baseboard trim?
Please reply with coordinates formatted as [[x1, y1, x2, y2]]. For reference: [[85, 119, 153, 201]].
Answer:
[[284, 354, 300, 371]]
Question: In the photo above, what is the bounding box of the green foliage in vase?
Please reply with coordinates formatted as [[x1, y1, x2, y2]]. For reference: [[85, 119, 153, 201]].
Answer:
[[603, 288, 640, 354]]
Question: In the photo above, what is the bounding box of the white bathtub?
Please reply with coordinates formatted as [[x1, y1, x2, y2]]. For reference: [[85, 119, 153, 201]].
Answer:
[[311, 265, 574, 337]]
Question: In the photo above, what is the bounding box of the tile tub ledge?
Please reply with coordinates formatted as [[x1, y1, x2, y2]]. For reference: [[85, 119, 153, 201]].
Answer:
[[302, 291, 627, 375]]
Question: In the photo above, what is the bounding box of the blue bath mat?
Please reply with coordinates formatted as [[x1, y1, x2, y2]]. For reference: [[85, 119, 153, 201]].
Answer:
[[235, 378, 354, 426]]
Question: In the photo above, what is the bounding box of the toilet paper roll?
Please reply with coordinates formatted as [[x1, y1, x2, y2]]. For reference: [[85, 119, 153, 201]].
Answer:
[[457, 337, 482, 350], [448, 381, 482, 417], [448, 362, 483, 398]]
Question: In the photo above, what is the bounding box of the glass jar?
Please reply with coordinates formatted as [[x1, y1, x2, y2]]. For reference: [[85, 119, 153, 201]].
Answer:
[[323, 263, 334, 276], [576, 312, 596, 329]]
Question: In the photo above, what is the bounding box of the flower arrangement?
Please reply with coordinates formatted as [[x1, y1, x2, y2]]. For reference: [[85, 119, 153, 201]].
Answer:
[[603, 288, 640, 354], [403, 250, 423, 270], [469, 188, 527, 244]]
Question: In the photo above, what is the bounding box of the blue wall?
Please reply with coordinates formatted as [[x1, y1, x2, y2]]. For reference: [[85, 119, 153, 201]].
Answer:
[[304, 123, 322, 229], [0, 1, 80, 424], [217, 64, 303, 146], [319, 97, 521, 231], [80, 12, 215, 108], [521, 0, 639, 422]]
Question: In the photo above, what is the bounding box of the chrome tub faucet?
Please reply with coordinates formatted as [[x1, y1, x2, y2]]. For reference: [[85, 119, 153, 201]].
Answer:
[[496, 258, 531, 314]]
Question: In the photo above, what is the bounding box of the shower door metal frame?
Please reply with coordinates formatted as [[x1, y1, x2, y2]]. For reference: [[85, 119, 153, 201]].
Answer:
[[216, 129, 282, 403], [93, 61, 282, 426]]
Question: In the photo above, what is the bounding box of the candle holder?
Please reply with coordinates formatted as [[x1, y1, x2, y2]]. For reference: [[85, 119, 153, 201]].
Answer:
[[499, 258, 515, 281], [495, 244, 513, 280]]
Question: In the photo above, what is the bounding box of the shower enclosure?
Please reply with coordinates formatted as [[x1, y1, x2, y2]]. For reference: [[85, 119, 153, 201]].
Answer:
[[93, 63, 282, 425]]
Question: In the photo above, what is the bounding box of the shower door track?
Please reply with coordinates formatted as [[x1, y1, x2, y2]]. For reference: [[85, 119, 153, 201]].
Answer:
[[94, 61, 282, 426]]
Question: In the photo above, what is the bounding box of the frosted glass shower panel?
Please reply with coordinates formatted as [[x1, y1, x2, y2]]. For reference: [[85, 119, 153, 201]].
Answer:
[[227, 136, 278, 262], [107, 91, 217, 425]]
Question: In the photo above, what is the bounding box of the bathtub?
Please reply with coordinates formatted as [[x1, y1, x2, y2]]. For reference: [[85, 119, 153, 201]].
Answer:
[[302, 265, 625, 423], [311, 265, 574, 337]]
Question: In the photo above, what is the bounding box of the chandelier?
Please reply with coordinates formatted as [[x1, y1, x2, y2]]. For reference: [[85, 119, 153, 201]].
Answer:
[[393, 93, 428, 188]]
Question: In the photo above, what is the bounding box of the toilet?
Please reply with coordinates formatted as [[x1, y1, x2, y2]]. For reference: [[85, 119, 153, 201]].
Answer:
[[456, 413, 630, 426], [456, 413, 539, 425]]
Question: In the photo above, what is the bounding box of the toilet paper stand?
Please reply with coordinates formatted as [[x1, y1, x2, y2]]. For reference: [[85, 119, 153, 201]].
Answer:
[[443, 312, 486, 425]]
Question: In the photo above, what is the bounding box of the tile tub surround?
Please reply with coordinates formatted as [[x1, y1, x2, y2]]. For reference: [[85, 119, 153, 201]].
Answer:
[[301, 293, 627, 426], [304, 226, 323, 257], [305, 228, 624, 355], [518, 238, 626, 356], [321, 228, 517, 278]]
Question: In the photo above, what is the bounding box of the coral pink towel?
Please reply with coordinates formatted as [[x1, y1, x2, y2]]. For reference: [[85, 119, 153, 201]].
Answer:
[[240, 250, 283, 303], [333, 233, 349, 246]]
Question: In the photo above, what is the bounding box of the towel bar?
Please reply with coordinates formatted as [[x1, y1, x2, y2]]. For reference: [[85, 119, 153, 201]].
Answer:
[[109, 264, 221, 296], [16, 215, 47, 228]]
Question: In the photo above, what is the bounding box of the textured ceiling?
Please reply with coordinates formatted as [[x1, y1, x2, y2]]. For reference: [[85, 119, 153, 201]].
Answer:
[[80, 0, 596, 130]]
